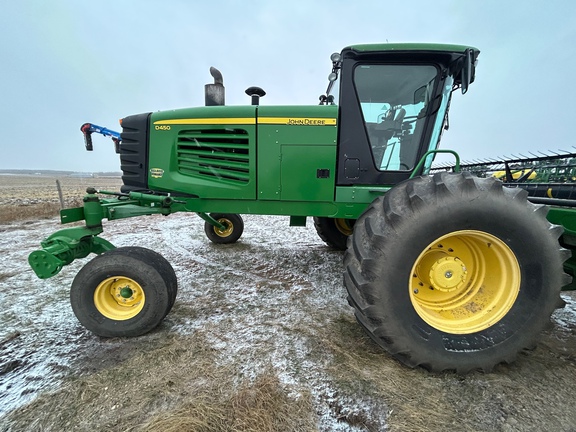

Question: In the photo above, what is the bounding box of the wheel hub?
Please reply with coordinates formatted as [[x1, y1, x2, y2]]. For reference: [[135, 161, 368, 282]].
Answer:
[[119, 286, 133, 299], [428, 256, 467, 292], [94, 276, 145, 320], [214, 219, 233, 237]]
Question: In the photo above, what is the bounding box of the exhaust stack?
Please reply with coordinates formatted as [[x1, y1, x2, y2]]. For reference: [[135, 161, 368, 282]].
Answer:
[[205, 67, 225, 106]]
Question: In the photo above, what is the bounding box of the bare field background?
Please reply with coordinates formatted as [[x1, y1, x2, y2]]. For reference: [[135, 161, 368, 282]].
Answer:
[[0, 175, 575, 431], [0, 174, 122, 223]]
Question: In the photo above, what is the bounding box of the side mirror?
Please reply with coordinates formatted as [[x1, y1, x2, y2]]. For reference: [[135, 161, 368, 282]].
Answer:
[[323, 52, 343, 102], [461, 49, 473, 94]]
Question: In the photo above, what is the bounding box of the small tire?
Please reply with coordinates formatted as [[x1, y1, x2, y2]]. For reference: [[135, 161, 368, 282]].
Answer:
[[102, 247, 178, 313], [313, 217, 356, 250], [344, 172, 570, 373], [71, 249, 172, 337], [204, 213, 244, 244]]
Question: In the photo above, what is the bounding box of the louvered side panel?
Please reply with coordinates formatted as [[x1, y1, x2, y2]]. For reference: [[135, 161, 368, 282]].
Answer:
[[177, 129, 250, 184]]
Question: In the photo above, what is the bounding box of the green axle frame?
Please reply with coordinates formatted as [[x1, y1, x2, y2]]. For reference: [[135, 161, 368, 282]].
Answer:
[[27, 182, 390, 279], [28, 159, 576, 289]]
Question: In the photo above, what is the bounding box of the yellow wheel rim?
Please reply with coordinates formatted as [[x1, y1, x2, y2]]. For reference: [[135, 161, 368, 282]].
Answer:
[[409, 230, 520, 334], [94, 276, 145, 321], [214, 218, 234, 238], [335, 219, 354, 236]]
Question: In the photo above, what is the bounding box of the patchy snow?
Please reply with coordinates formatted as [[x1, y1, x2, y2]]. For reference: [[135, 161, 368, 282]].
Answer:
[[555, 293, 576, 330], [1, 212, 575, 431], [0, 214, 391, 429]]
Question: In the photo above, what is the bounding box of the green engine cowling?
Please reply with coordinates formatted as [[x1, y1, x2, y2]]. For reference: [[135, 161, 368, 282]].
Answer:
[[121, 105, 342, 203]]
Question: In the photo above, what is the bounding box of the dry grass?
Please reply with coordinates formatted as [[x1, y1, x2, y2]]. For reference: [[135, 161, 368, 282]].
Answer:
[[142, 372, 314, 432], [299, 312, 576, 432], [1, 202, 73, 224], [2, 332, 316, 432], [0, 175, 121, 224], [3, 175, 576, 431], [315, 315, 453, 432]]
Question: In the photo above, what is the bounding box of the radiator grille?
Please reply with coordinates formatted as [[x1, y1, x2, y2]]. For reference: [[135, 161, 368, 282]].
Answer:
[[119, 112, 151, 192], [177, 129, 250, 183]]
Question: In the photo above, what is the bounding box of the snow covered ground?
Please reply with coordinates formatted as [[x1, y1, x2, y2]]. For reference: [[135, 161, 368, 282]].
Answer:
[[1, 213, 575, 431]]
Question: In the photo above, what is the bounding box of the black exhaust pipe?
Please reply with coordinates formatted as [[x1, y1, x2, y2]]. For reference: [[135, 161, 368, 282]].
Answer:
[[205, 67, 225, 106]]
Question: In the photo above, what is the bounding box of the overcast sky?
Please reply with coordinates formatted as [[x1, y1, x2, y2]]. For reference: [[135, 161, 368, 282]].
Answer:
[[1, 0, 575, 171]]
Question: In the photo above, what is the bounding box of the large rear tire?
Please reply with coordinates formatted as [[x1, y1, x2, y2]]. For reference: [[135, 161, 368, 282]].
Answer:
[[344, 172, 570, 373], [71, 249, 172, 337]]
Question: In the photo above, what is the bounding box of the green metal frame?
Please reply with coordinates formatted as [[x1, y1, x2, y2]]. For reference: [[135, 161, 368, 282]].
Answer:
[[28, 226, 113, 279], [26, 179, 390, 278], [28, 150, 576, 291], [28, 190, 183, 279], [544, 206, 576, 290]]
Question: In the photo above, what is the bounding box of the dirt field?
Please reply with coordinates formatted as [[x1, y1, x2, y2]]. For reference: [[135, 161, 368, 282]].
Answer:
[[0, 174, 121, 204], [0, 174, 122, 223], [0, 176, 575, 431]]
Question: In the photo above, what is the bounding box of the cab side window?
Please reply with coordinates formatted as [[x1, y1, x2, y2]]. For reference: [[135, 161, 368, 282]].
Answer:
[[353, 65, 437, 171]]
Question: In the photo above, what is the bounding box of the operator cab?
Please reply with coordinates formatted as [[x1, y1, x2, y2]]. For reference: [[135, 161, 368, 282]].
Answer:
[[329, 43, 478, 186]]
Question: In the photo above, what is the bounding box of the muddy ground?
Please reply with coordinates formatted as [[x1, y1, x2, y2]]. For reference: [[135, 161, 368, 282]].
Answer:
[[0, 177, 575, 431]]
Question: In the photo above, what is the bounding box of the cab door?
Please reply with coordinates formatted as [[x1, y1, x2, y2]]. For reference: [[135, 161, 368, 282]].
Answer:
[[336, 51, 443, 186]]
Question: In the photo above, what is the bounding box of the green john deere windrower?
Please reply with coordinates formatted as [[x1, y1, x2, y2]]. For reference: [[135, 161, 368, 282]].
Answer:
[[28, 43, 575, 373]]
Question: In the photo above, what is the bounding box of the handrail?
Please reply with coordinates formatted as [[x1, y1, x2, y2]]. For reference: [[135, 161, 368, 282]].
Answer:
[[410, 149, 461, 179]]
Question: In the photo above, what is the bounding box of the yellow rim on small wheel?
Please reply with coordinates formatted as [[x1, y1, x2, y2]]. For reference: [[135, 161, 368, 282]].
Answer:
[[335, 218, 354, 236], [214, 218, 234, 238], [94, 276, 145, 321], [410, 230, 520, 334]]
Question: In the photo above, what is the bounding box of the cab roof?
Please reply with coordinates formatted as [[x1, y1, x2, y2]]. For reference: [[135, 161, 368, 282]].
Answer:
[[345, 43, 479, 54]]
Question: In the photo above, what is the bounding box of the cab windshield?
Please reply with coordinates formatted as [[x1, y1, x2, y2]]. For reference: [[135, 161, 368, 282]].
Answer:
[[354, 64, 438, 171]]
